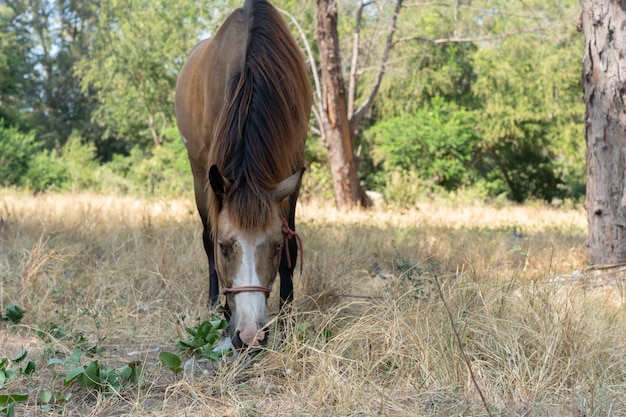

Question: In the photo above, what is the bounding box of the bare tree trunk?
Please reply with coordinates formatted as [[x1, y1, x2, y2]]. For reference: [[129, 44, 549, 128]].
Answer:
[[315, 0, 371, 208], [581, 0, 626, 264]]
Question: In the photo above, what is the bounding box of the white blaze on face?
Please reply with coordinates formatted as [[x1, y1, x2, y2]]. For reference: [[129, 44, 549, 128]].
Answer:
[[233, 235, 267, 346]]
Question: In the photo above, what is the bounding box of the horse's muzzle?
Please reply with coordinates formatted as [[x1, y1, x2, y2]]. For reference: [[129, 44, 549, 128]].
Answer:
[[232, 327, 268, 350]]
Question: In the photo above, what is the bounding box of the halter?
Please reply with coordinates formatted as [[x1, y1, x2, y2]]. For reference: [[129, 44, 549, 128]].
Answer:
[[216, 216, 303, 295]]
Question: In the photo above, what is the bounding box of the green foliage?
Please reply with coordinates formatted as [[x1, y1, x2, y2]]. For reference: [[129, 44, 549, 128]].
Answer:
[[0, 2, 36, 128], [0, 0, 586, 205], [21, 151, 67, 192], [301, 162, 334, 201], [471, 28, 583, 202], [376, 170, 437, 207], [62, 358, 139, 392], [15, 130, 191, 196], [361, 1, 584, 204], [0, 310, 141, 414], [0, 348, 34, 417], [158, 352, 183, 374], [22, 132, 98, 193], [296, 321, 333, 345], [176, 318, 231, 361], [118, 133, 191, 196], [75, 0, 207, 148], [159, 316, 232, 375], [0, 126, 38, 187], [0, 350, 32, 386], [368, 98, 481, 191], [47, 339, 140, 393], [1, 305, 25, 324]]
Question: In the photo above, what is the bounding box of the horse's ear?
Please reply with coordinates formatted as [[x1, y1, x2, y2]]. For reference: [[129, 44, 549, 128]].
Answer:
[[272, 168, 305, 203], [209, 165, 230, 199]]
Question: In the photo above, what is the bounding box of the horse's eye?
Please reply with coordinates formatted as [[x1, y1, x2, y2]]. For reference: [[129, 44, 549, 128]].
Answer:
[[219, 243, 230, 258]]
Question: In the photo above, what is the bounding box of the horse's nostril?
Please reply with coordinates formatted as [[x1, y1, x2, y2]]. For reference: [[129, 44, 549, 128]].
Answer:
[[232, 331, 245, 350]]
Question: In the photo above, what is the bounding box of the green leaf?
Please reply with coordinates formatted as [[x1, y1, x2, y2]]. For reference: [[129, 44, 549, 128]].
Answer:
[[67, 348, 82, 365], [11, 351, 27, 364], [47, 358, 65, 366], [323, 328, 333, 344], [158, 352, 182, 373], [74, 333, 90, 348], [204, 332, 220, 346], [3, 402, 14, 417], [184, 326, 198, 337], [117, 363, 138, 386], [212, 318, 227, 331], [21, 361, 36, 375], [39, 390, 52, 404], [4, 305, 25, 324], [64, 366, 86, 385], [36, 322, 67, 341], [198, 348, 224, 362], [58, 392, 72, 403], [80, 361, 100, 388], [100, 368, 121, 392], [0, 370, 6, 385], [0, 393, 28, 406]]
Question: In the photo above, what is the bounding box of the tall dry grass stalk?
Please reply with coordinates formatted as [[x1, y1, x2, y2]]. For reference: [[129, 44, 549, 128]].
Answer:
[[1, 190, 624, 416]]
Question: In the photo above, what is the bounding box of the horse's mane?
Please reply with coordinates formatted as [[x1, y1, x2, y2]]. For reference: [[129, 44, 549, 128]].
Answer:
[[208, 0, 311, 235]]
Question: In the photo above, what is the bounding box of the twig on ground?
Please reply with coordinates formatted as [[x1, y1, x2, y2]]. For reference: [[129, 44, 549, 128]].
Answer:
[[434, 274, 493, 417]]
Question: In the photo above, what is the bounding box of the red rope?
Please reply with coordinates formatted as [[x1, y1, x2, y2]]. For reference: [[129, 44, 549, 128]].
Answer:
[[281, 216, 303, 275]]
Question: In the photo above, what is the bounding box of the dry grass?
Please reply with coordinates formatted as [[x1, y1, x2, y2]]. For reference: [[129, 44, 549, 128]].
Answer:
[[1, 190, 625, 416]]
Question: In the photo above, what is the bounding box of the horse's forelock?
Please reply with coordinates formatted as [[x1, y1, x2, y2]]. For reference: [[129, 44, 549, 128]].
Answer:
[[228, 182, 276, 233]]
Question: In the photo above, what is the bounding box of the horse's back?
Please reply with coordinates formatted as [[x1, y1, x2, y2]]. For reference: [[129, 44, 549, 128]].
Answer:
[[175, 8, 251, 169]]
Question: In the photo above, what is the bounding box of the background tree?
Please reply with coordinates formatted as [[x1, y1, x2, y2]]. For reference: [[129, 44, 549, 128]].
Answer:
[[14, 0, 101, 149], [471, 27, 582, 202], [75, 0, 205, 151], [580, 0, 626, 264], [0, 0, 587, 206], [364, 0, 582, 203], [0, 0, 33, 129], [315, 0, 402, 208]]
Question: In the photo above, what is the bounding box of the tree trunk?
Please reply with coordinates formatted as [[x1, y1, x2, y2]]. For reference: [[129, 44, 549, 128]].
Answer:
[[315, 0, 371, 209], [581, 0, 626, 264]]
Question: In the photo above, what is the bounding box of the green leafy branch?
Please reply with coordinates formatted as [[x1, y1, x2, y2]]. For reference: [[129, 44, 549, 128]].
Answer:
[[159, 317, 232, 374]]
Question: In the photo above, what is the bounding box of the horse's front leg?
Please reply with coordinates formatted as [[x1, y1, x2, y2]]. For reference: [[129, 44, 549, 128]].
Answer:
[[201, 222, 219, 308]]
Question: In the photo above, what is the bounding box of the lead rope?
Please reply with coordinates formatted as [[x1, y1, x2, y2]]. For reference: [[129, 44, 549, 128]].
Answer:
[[281, 216, 303, 275]]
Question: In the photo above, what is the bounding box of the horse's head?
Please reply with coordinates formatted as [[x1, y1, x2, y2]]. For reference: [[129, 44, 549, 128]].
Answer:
[[208, 165, 303, 349]]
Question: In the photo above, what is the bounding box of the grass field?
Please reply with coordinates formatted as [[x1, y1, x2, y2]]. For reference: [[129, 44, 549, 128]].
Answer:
[[1, 190, 625, 416]]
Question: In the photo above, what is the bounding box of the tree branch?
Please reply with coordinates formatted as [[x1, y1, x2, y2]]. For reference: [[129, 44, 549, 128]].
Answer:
[[347, 0, 365, 120], [394, 25, 562, 46], [349, 0, 403, 134]]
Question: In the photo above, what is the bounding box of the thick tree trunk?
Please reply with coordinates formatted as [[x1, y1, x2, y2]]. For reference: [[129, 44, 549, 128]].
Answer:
[[315, 0, 371, 209], [581, 0, 626, 264]]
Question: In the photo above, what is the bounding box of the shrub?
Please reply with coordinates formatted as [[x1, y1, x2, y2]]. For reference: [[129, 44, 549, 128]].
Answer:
[[104, 131, 192, 196], [0, 125, 38, 187], [301, 161, 334, 202], [22, 151, 68, 192], [23, 132, 98, 192], [367, 98, 481, 193]]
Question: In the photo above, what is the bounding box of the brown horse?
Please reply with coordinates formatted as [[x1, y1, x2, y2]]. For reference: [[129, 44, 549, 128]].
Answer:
[[175, 0, 312, 349]]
